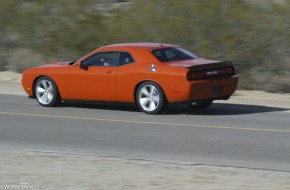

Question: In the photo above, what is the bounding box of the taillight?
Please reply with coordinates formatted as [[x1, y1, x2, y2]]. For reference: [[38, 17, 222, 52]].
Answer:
[[187, 66, 235, 81], [218, 67, 234, 75], [187, 71, 207, 80]]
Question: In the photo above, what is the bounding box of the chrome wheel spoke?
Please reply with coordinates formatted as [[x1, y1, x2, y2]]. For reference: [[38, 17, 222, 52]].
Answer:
[[47, 91, 53, 102], [40, 91, 49, 103], [140, 88, 150, 97], [149, 100, 156, 111], [152, 95, 159, 104], [149, 86, 154, 94], [37, 86, 46, 94], [41, 80, 48, 89], [140, 97, 150, 108]]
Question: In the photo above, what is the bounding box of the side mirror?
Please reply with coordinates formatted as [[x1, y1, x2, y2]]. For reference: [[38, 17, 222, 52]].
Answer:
[[80, 61, 88, 70]]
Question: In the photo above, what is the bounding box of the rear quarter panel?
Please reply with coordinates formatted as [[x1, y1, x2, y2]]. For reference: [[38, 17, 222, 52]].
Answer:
[[115, 56, 189, 103]]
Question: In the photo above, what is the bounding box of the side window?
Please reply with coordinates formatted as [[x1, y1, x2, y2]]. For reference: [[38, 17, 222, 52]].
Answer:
[[83, 52, 120, 67], [119, 52, 135, 66], [152, 50, 167, 62], [164, 50, 176, 59]]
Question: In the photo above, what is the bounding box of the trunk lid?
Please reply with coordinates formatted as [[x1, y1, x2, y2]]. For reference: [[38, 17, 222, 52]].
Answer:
[[162, 58, 236, 81]]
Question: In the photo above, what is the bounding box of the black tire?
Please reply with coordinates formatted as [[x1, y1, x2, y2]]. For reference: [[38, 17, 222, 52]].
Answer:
[[34, 76, 60, 107], [136, 81, 167, 114], [188, 100, 213, 111]]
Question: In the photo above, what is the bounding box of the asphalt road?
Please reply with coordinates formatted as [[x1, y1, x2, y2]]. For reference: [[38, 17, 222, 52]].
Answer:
[[0, 94, 290, 171]]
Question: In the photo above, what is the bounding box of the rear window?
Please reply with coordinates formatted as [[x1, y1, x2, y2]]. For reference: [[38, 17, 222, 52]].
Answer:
[[152, 47, 198, 62]]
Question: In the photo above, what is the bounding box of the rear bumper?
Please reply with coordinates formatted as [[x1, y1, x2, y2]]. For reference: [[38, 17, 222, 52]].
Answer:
[[189, 75, 238, 101], [168, 75, 238, 103]]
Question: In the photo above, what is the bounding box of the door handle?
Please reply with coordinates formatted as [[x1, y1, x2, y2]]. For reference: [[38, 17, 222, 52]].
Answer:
[[106, 70, 113, 74]]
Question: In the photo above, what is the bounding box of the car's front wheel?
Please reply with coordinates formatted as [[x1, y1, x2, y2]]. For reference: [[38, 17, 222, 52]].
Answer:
[[34, 76, 60, 107], [136, 82, 167, 114]]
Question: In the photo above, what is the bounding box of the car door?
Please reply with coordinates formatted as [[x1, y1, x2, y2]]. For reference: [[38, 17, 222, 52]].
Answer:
[[66, 51, 120, 101]]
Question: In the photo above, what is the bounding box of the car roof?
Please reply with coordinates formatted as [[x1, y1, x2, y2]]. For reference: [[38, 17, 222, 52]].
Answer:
[[101, 43, 179, 51]]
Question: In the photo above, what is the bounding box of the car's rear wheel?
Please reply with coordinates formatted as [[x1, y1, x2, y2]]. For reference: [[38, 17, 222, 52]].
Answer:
[[188, 100, 213, 111], [34, 76, 60, 107], [136, 82, 167, 114]]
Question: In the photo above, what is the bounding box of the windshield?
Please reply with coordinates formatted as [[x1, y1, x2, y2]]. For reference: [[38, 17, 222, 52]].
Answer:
[[152, 47, 199, 62]]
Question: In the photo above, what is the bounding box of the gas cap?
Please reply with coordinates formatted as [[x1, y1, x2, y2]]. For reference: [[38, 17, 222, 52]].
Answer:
[[150, 64, 156, 72]]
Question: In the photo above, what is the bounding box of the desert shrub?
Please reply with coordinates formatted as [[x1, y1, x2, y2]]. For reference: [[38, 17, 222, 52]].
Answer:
[[6, 48, 46, 72]]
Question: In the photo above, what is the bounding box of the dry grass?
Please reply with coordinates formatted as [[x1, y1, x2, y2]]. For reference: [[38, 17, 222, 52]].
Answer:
[[0, 0, 289, 92]]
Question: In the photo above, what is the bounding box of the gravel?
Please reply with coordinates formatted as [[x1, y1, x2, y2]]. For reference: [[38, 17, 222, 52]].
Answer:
[[1, 149, 290, 190]]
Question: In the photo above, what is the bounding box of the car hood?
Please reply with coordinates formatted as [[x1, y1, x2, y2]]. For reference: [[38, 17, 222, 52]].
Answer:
[[162, 58, 222, 68], [37, 62, 71, 68]]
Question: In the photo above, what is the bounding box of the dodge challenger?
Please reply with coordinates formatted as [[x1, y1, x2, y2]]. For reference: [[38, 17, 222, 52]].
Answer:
[[22, 43, 238, 114]]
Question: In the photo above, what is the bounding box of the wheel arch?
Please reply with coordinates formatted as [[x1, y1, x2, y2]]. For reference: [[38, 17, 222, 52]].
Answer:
[[32, 75, 61, 99], [134, 80, 168, 104]]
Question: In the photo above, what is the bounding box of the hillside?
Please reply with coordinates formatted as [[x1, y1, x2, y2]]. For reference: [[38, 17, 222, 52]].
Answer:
[[0, 0, 289, 92]]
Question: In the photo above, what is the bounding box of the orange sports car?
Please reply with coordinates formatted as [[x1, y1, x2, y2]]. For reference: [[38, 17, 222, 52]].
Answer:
[[22, 43, 238, 114]]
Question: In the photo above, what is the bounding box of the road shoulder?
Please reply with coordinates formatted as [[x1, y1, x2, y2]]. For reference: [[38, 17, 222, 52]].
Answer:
[[1, 149, 290, 190]]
